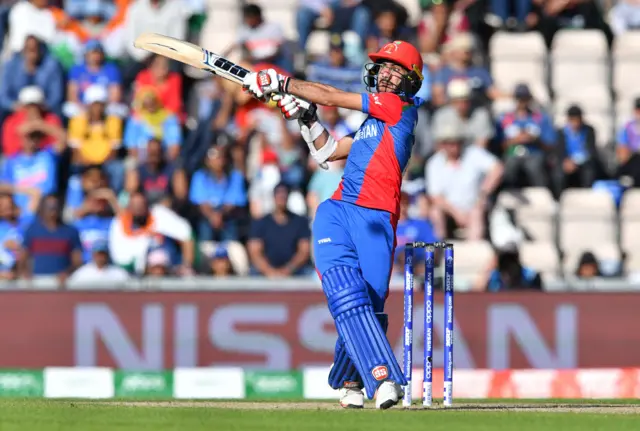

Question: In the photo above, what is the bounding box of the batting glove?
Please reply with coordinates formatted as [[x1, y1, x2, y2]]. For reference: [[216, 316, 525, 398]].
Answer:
[[243, 69, 289, 100], [271, 93, 317, 121]]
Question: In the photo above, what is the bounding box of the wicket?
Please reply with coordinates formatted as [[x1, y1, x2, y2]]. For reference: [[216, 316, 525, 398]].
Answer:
[[402, 242, 454, 408]]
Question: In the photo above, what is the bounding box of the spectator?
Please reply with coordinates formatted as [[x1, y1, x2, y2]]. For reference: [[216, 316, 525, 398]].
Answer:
[[431, 33, 499, 108], [432, 79, 495, 149], [135, 54, 183, 120], [20, 194, 83, 283], [127, 138, 175, 207], [306, 34, 364, 93], [68, 239, 130, 284], [487, 0, 532, 31], [65, 0, 116, 22], [248, 182, 311, 277], [0, 35, 64, 120], [616, 98, 640, 186], [190, 145, 246, 242], [0, 193, 29, 280], [393, 192, 439, 276], [609, 0, 640, 36], [575, 251, 601, 279], [73, 190, 118, 263], [0, 1, 17, 48], [6, 0, 56, 53], [109, 192, 194, 275], [296, 0, 371, 54], [207, 243, 235, 277], [366, 3, 413, 53], [122, 0, 189, 84], [125, 87, 182, 163], [144, 247, 172, 277], [227, 3, 292, 73], [68, 85, 124, 191], [2, 86, 65, 157], [1, 123, 58, 220], [418, 0, 470, 50], [485, 248, 543, 291], [65, 39, 123, 119], [426, 118, 504, 240], [499, 84, 555, 189], [551, 105, 600, 197], [535, 0, 613, 47], [65, 165, 110, 221]]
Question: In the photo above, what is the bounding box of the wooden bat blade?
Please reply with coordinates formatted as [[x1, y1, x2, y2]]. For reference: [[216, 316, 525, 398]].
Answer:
[[133, 32, 246, 85]]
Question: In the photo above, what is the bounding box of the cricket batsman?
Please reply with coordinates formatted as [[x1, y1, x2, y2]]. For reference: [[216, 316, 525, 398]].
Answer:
[[243, 40, 423, 409]]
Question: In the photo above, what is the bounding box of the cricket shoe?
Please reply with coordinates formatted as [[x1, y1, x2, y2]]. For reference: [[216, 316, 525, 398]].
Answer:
[[339, 387, 364, 409], [375, 381, 404, 410]]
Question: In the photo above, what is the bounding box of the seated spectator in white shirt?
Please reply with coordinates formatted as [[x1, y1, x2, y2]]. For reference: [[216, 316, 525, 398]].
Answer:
[[226, 3, 292, 73], [68, 239, 130, 284], [432, 79, 495, 149], [426, 118, 504, 240]]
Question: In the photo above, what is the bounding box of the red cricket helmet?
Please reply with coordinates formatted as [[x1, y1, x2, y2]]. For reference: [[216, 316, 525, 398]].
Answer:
[[368, 41, 423, 76]]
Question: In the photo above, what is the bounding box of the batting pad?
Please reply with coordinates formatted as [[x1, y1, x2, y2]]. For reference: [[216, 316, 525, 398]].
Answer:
[[328, 313, 389, 390], [323, 266, 406, 399]]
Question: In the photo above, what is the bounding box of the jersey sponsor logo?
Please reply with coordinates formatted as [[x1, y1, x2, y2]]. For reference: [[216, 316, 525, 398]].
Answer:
[[353, 124, 378, 141], [372, 365, 389, 381], [373, 94, 382, 106], [317, 238, 331, 244]]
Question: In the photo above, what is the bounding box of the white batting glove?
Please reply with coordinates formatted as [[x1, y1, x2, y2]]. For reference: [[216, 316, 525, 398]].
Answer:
[[271, 93, 306, 120], [242, 69, 289, 100]]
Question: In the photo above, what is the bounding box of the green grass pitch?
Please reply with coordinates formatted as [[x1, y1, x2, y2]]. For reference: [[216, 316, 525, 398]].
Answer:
[[1, 399, 640, 430]]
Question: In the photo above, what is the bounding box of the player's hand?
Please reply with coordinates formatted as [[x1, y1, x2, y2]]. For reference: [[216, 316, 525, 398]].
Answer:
[[271, 93, 306, 120], [243, 69, 288, 100]]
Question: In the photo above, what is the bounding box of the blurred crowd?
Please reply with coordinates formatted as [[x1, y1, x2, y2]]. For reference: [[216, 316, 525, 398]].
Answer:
[[0, 0, 633, 291]]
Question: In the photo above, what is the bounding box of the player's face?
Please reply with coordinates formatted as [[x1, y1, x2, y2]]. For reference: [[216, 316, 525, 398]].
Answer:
[[376, 62, 406, 93]]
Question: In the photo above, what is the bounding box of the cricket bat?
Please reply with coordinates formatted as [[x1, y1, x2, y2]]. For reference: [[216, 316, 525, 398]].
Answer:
[[133, 32, 309, 109]]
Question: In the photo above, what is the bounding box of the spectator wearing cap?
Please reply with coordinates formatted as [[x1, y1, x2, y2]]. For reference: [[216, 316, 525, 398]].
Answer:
[[484, 248, 543, 291], [616, 97, 640, 186], [68, 84, 124, 192], [0, 115, 59, 220], [125, 87, 182, 163], [575, 251, 601, 279], [248, 182, 311, 277], [68, 239, 130, 284], [2, 86, 64, 157], [499, 83, 555, 189], [296, 0, 371, 54], [20, 194, 83, 284], [432, 79, 495, 150], [65, 39, 123, 118], [551, 105, 600, 197], [135, 54, 183, 120], [225, 3, 292, 73], [431, 33, 499, 107], [6, 0, 55, 54], [189, 145, 246, 242], [207, 243, 235, 277], [145, 247, 172, 277], [426, 117, 503, 240], [0, 35, 64, 120], [306, 34, 365, 93], [109, 191, 194, 276]]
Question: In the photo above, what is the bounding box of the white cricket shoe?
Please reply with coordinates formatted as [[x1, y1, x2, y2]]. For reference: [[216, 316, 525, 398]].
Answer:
[[339, 387, 365, 409], [375, 381, 404, 410]]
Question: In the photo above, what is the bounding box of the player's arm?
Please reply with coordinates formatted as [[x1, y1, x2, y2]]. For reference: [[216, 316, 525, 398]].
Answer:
[[286, 79, 363, 112]]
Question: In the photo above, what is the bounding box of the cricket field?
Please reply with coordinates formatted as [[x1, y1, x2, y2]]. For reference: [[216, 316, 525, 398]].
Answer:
[[1, 399, 639, 430]]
